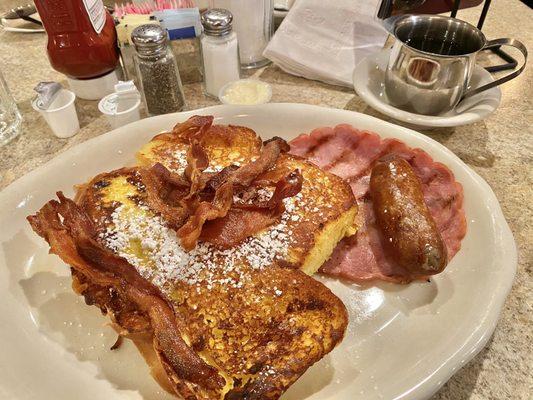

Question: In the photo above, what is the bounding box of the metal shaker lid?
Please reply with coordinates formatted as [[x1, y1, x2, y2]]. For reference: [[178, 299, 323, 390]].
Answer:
[[131, 24, 168, 55], [201, 9, 233, 36]]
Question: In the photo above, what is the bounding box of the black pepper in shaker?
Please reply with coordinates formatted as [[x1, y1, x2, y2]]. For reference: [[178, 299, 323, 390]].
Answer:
[[131, 24, 186, 116]]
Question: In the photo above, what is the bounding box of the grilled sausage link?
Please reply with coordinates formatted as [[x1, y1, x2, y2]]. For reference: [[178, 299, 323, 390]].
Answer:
[[370, 156, 447, 275]]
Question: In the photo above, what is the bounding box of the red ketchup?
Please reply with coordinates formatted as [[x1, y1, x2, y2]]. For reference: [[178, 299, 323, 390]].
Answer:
[[34, 0, 119, 80]]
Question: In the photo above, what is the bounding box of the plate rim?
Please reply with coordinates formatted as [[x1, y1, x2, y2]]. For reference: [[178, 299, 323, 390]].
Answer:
[[0, 103, 517, 400], [352, 49, 502, 128]]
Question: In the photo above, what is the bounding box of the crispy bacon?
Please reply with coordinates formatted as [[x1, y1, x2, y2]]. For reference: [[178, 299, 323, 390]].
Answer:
[[27, 193, 223, 390], [166, 136, 295, 250], [185, 142, 210, 197], [199, 209, 279, 249], [235, 170, 303, 211], [138, 117, 298, 251], [201, 170, 303, 248], [204, 165, 239, 192], [140, 164, 189, 229], [151, 162, 189, 188], [172, 115, 214, 141], [152, 115, 214, 144], [229, 137, 289, 189], [177, 182, 235, 251]]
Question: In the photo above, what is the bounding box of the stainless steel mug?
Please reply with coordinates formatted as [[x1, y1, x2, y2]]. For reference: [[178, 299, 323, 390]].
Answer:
[[384, 15, 527, 115]]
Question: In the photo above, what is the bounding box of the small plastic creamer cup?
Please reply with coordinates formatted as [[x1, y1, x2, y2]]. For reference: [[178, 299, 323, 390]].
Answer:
[[98, 91, 141, 129], [32, 89, 79, 139]]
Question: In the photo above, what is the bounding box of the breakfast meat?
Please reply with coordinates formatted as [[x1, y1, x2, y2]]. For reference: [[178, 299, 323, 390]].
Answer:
[[290, 124, 466, 283], [370, 156, 447, 275], [28, 116, 357, 400]]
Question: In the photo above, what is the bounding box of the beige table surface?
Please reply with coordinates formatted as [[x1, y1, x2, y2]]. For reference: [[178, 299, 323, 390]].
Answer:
[[0, 0, 531, 399]]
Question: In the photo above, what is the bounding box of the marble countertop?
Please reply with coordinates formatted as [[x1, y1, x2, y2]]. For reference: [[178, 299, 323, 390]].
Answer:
[[0, 0, 531, 399]]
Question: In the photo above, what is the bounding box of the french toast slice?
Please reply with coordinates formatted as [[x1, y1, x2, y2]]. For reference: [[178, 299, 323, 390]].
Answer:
[[137, 121, 358, 275], [73, 166, 348, 399]]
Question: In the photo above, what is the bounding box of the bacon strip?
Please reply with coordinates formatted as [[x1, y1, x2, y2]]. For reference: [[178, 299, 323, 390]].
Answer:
[[140, 164, 189, 229], [151, 162, 189, 188], [137, 118, 299, 251], [184, 142, 209, 193], [229, 137, 290, 189], [204, 165, 240, 192], [235, 170, 303, 211], [170, 137, 295, 250], [177, 182, 234, 251], [27, 192, 223, 389], [152, 115, 214, 144], [172, 115, 214, 142], [199, 209, 279, 249], [201, 170, 303, 248]]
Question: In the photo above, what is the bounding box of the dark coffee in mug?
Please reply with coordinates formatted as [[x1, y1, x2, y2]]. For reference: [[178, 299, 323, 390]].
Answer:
[[385, 15, 527, 115], [403, 37, 466, 56]]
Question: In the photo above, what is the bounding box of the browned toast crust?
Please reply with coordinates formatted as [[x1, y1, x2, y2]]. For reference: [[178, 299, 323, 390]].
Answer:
[[74, 164, 348, 399]]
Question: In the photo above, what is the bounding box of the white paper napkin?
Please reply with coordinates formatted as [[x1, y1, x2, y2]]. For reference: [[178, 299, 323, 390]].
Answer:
[[264, 0, 388, 87]]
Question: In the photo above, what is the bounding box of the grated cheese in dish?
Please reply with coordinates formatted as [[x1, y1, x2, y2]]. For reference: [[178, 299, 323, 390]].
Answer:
[[219, 79, 272, 105]]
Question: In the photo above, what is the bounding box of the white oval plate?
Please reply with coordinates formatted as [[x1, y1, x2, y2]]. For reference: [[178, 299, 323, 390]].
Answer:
[[353, 49, 502, 128], [0, 104, 516, 400]]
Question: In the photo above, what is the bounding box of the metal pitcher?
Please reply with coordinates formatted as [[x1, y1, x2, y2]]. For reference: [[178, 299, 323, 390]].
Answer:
[[384, 14, 527, 115]]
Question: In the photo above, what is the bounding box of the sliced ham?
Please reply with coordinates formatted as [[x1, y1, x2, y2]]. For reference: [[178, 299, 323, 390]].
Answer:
[[289, 124, 467, 284]]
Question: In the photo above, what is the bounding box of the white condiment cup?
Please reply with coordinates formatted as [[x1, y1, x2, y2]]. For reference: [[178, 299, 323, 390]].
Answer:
[[218, 79, 272, 105], [98, 91, 141, 129], [32, 88, 79, 138]]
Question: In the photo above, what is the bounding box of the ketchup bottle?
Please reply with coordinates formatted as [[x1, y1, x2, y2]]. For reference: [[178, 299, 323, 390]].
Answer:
[[34, 0, 119, 80]]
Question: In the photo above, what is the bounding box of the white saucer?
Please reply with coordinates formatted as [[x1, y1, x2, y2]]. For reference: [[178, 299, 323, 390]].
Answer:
[[353, 48, 502, 128]]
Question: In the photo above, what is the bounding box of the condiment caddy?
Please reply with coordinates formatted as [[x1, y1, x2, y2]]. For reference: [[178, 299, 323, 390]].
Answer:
[[28, 0, 276, 135]]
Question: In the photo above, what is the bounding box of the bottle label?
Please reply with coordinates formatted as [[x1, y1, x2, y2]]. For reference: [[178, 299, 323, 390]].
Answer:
[[82, 0, 106, 34]]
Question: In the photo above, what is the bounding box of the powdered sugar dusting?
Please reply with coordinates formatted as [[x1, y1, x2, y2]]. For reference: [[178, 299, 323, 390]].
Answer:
[[168, 149, 187, 174], [99, 193, 302, 293], [99, 149, 308, 293], [168, 150, 225, 175]]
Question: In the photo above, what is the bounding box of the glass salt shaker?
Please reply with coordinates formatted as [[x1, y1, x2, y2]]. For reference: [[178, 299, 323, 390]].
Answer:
[[131, 24, 186, 116], [200, 9, 240, 98], [210, 0, 273, 69]]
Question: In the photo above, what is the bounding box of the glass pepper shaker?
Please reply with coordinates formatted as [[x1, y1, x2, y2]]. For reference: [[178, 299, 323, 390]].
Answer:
[[131, 24, 186, 116], [200, 9, 240, 98]]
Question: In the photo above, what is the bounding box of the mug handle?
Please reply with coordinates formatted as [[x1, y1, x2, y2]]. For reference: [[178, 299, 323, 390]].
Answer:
[[462, 38, 528, 99]]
